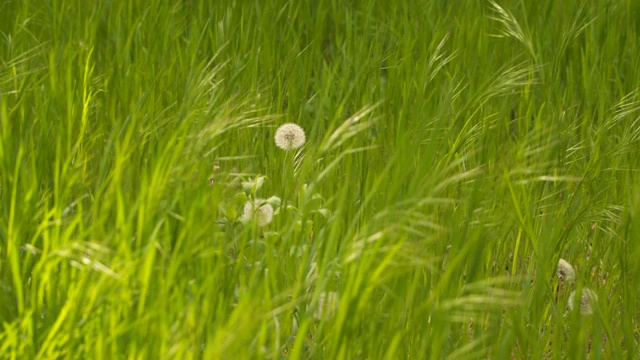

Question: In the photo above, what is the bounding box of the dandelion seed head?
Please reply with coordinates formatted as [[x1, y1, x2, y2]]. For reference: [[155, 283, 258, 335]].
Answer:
[[243, 199, 274, 226], [568, 288, 598, 315], [557, 258, 576, 283], [314, 291, 339, 320], [275, 123, 306, 150]]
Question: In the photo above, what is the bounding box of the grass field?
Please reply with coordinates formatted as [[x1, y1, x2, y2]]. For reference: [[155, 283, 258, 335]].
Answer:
[[1, 0, 640, 358]]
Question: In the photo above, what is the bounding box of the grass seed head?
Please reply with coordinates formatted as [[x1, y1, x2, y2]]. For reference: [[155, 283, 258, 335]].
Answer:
[[275, 123, 306, 150], [314, 291, 339, 320]]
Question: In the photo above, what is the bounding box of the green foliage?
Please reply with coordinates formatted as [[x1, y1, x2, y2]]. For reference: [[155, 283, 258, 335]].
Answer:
[[1, 0, 639, 358]]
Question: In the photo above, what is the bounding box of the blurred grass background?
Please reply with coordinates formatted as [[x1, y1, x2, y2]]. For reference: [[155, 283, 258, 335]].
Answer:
[[1, 0, 639, 358]]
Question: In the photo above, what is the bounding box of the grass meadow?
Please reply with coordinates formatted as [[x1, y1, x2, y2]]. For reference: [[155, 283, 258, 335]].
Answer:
[[1, 0, 640, 358]]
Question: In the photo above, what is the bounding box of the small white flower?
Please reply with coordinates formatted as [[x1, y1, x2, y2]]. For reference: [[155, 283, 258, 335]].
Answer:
[[243, 199, 274, 226], [557, 259, 576, 283], [314, 291, 339, 320], [568, 288, 598, 315], [275, 123, 306, 150]]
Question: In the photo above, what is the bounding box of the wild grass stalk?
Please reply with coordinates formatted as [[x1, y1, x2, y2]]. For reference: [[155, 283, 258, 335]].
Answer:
[[1, 0, 639, 358]]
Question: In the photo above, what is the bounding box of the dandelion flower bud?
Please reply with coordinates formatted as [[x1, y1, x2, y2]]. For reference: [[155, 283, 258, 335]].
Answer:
[[314, 291, 339, 320], [275, 123, 306, 150], [568, 288, 598, 315], [243, 199, 274, 226], [557, 259, 576, 283]]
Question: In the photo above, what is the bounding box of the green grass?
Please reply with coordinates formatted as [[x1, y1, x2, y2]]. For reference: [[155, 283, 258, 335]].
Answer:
[[1, 0, 639, 358]]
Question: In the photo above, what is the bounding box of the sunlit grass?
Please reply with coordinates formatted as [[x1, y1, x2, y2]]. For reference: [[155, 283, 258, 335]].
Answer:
[[1, 0, 639, 358]]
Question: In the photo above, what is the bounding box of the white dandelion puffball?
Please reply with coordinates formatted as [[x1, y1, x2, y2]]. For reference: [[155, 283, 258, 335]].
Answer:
[[275, 123, 306, 150], [568, 288, 598, 315], [243, 199, 274, 226], [557, 259, 576, 283], [314, 291, 339, 320]]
